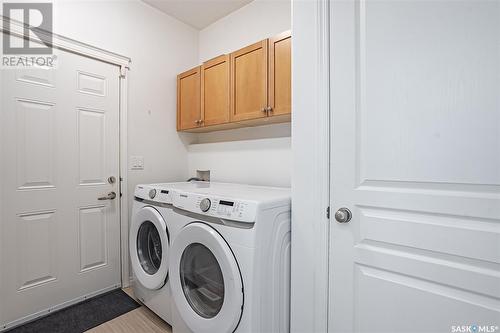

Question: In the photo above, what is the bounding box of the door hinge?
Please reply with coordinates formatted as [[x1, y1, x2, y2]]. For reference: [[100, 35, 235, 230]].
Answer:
[[119, 65, 127, 78], [326, 206, 330, 219]]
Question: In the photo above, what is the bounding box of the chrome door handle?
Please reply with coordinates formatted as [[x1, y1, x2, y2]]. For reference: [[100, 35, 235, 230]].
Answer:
[[98, 191, 116, 200], [334, 208, 352, 223]]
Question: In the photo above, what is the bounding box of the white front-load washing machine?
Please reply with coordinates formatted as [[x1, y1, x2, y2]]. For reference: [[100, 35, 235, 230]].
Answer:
[[168, 184, 291, 333], [130, 181, 217, 324]]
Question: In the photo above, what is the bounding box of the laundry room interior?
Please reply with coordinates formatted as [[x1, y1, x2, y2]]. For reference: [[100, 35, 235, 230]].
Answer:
[[1, 0, 499, 332]]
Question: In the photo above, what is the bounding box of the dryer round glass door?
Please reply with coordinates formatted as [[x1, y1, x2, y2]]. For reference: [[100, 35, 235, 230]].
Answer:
[[171, 223, 243, 333], [130, 206, 169, 290], [180, 243, 224, 318]]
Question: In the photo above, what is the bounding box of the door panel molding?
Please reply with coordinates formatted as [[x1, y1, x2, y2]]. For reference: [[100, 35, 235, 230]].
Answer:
[[15, 99, 56, 191], [353, 0, 500, 188], [78, 205, 108, 273], [16, 210, 58, 291]]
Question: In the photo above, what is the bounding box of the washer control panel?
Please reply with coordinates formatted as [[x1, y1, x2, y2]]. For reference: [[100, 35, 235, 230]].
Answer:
[[135, 185, 172, 204], [172, 191, 258, 223]]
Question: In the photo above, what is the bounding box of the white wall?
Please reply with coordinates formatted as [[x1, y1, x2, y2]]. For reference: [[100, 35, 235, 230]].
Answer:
[[52, 0, 199, 213], [198, 0, 291, 63], [189, 131, 291, 187], [189, 0, 292, 187]]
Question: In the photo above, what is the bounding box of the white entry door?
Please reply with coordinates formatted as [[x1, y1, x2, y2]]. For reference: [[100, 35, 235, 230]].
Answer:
[[329, 1, 500, 332], [1, 45, 121, 328]]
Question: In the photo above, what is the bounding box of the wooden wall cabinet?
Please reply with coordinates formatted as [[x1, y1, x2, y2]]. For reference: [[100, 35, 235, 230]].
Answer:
[[269, 31, 292, 117], [230, 40, 269, 122], [177, 66, 201, 131], [177, 30, 291, 132], [202, 55, 230, 126]]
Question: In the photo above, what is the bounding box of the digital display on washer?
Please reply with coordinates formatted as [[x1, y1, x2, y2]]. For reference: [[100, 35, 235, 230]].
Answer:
[[219, 200, 234, 207]]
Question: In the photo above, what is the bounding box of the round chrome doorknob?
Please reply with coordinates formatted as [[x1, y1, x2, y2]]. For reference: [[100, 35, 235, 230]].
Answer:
[[200, 198, 211, 212], [335, 208, 352, 223]]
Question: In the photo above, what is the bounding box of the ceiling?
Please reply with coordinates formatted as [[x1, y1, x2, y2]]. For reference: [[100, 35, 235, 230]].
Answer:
[[142, 0, 254, 30]]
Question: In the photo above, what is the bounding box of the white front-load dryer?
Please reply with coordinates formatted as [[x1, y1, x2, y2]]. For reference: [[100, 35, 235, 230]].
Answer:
[[168, 184, 291, 333]]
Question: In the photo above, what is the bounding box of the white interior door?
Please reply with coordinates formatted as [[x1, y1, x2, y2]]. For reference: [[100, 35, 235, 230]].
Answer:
[[1, 43, 121, 328], [329, 1, 500, 332]]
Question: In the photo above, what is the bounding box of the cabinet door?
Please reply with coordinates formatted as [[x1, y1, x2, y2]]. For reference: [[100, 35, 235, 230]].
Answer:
[[201, 55, 230, 126], [177, 66, 201, 131], [269, 31, 291, 116], [230, 40, 268, 122]]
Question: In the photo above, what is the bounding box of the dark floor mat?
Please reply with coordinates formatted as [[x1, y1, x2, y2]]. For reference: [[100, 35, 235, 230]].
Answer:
[[6, 289, 140, 333]]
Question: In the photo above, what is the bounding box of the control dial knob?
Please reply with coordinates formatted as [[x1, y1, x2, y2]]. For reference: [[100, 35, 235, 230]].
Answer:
[[149, 189, 157, 199], [200, 198, 211, 212]]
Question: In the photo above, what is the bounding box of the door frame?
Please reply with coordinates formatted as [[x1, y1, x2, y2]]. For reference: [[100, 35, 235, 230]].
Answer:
[[290, 0, 330, 332], [0, 17, 132, 289]]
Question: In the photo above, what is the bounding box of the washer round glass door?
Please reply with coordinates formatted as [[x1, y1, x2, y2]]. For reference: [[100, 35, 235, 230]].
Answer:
[[171, 223, 243, 333], [130, 206, 169, 290], [137, 221, 162, 275]]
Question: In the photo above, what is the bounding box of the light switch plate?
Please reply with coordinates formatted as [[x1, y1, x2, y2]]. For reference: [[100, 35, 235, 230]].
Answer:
[[130, 156, 144, 170]]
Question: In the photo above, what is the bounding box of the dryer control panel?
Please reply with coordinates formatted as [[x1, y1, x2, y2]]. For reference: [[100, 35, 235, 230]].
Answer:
[[172, 190, 258, 223]]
